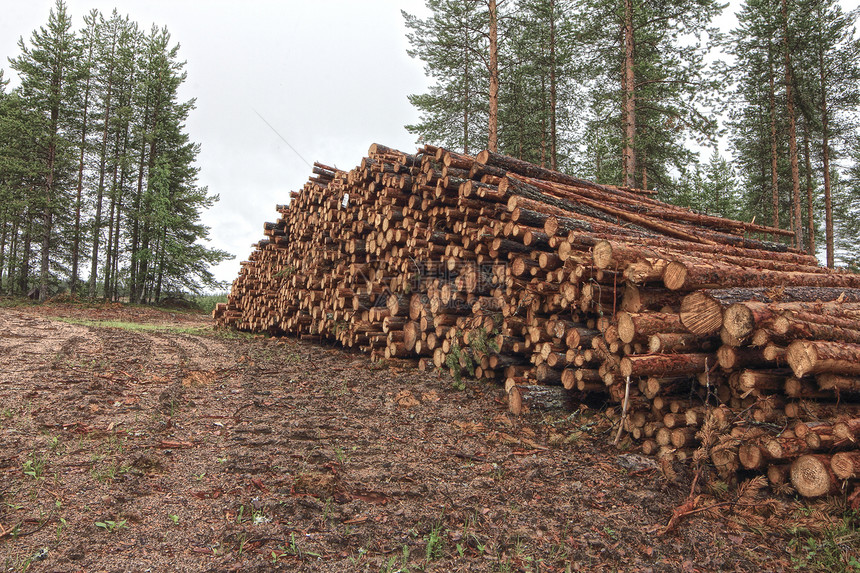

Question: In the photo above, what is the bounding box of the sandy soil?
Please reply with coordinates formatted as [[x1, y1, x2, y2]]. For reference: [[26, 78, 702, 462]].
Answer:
[[0, 302, 816, 571]]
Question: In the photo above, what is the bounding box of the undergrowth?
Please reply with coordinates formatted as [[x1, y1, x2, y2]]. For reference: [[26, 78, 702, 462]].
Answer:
[[788, 510, 860, 572]]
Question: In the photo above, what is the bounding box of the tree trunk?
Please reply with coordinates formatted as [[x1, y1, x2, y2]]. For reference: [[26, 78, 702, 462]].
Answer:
[[768, 56, 780, 230], [619, 353, 713, 379], [819, 42, 834, 268], [549, 0, 557, 171], [7, 218, 19, 295], [463, 43, 470, 155], [622, 0, 636, 188], [787, 339, 860, 378], [0, 208, 7, 293], [802, 120, 815, 256], [781, 0, 804, 251], [71, 66, 93, 294], [791, 454, 840, 498], [487, 0, 499, 152], [89, 34, 116, 298], [20, 213, 33, 295], [508, 384, 573, 415], [830, 451, 860, 480]]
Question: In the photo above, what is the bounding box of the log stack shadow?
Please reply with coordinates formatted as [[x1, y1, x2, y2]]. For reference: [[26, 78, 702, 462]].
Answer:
[[214, 143, 860, 500]]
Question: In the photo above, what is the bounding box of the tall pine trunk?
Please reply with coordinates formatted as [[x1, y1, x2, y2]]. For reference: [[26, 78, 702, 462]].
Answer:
[[487, 0, 499, 152], [6, 218, 19, 295], [71, 22, 97, 295], [0, 209, 7, 293], [129, 96, 150, 303], [549, 0, 557, 171], [89, 34, 117, 298], [781, 0, 803, 250], [20, 214, 32, 295], [818, 42, 834, 267], [41, 107, 59, 301], [767, 56, 780, 229], [622, 0, 636, 188], [463, 45, 470, 155], [802, 119, 815, 256]]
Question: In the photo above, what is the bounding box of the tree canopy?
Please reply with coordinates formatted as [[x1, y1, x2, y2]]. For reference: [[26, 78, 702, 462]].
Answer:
[[403, 0, 860, 268], [0, 0, 231, 301]]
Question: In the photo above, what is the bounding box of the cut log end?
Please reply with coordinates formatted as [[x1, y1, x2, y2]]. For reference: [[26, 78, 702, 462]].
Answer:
[[662, 261, 688, 291], [592, 240, 614, 269], [723, 303, 755, 340], [680, 291, 723, 335], [790, 454, 838, 498], [831, 452, 860, 480]]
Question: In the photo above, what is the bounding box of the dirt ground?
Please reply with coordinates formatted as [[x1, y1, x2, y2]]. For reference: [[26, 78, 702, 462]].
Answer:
[[0, 301, 843, 571]]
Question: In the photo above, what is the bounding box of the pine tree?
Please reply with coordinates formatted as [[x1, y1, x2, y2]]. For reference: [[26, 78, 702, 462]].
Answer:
[[68, 9, 98, 293], [700, 148, 739, 220], [805, 0, 860, 266], [9, 0, 80, 300], [573, 0, 723, 193], [726, 0, 790, 232], [403, 0, 490, 153], [499, 0, 579, 168]]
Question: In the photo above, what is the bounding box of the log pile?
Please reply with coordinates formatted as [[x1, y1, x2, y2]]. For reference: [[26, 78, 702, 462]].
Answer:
[[214, 143, 860, 500]]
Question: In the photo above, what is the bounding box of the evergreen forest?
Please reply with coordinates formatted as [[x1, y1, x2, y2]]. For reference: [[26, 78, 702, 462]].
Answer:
[[0, 1, 230, 302], [403, 0, 860, 269]]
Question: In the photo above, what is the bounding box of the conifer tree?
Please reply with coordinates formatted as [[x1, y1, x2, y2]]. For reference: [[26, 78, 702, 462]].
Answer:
[[403, 0, 490, 154], [9, 0, 80, 299], [573, 0, 723, 193]]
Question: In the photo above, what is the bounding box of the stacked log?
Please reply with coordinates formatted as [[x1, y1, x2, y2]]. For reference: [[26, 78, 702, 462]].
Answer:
[[214, 143, 860, 500]]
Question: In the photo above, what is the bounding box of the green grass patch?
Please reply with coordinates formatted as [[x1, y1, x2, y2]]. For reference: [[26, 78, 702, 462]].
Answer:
[[788, 511, 860, 572], [49, 317, 207, 334], [0, 296, 39, 309], [48, 316, 258, 340]]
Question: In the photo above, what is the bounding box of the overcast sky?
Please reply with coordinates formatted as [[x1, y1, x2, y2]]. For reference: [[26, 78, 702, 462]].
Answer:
[[1, 0, 430, 287], [3, 1, 859, 288]]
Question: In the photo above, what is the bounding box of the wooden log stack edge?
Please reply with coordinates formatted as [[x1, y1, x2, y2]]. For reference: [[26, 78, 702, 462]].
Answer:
[[214, 143, 860, 500]]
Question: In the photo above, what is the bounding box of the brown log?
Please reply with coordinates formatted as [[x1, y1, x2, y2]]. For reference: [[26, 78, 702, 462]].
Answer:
[[693, 286, 860, 307], [791, 454, 841, 498], [616, 311, 685, 344], [648, 332, 713, 354], [679, 291, 724, 335], [816, 374, 860, 393], [716, 346, 773, 370], [787, 340, 860, 378], [722, 301, 782, 340], [663, 259, 860, 291], [831, 451, 860, 480], [767, 464, 791, 486], [773, 314, 860, 345], [508, 384, 574, 415], [833, 418, 860, 442], [785, 377, 832, 399], [619, 353, 713, 379]]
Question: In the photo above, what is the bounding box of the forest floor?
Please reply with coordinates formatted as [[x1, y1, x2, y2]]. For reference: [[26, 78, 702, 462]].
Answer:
[[0, 299, 857, 572]]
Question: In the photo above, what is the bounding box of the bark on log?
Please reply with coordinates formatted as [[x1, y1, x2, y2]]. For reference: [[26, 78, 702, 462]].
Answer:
[[664, 259, 860, 291], [619, 353, 713, 379]]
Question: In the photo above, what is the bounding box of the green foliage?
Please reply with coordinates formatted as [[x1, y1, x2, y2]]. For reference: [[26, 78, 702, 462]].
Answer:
[[403, 0, 490, 154], [22, 453, 46, 480], [788, 511, 860, 572], [444, 326, 499, 390], [0, 1, 231, 301], [95, 519, 127, 532], [425, 518, 446, 561], [193, 292, 228, 314]]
